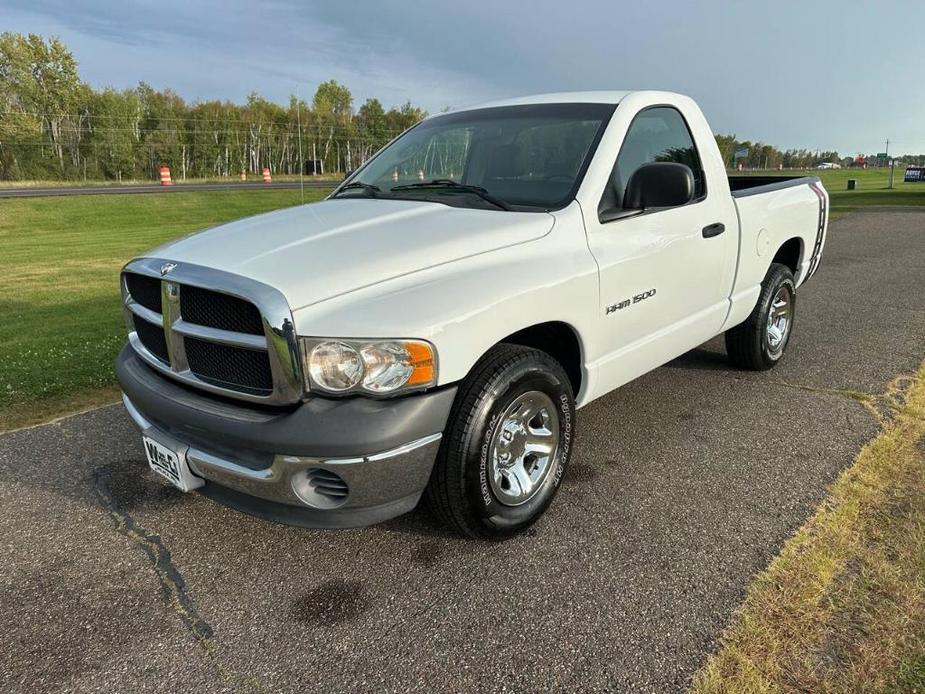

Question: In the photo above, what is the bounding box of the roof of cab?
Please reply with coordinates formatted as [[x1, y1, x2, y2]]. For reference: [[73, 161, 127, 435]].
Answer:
[[447, 90, 634, 115]]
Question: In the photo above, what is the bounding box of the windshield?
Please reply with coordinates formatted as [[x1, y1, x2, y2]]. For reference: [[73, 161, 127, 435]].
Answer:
[[336, 103, 616, 211]]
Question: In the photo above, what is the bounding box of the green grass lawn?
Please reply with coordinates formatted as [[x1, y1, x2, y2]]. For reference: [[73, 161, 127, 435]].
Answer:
[[738, 167, 925, 218], [1, 170, 923, 431], [0, 188, 330, 430]]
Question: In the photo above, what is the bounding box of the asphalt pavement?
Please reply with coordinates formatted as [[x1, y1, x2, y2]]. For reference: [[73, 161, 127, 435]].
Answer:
[[1, 209, 923, 693], [0, 181, 334, 198]]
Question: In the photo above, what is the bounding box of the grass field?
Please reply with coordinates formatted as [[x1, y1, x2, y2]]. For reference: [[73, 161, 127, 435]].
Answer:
[[740, 167, 925, 219], [0, 188, 330, 430], [0, 170, 923, 431]]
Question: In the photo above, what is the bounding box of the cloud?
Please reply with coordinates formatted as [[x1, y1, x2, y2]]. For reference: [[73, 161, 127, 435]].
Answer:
[[3, 0, 924, 152]]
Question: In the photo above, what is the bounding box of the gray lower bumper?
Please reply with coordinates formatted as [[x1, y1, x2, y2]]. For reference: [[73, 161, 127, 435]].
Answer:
[[124, 394, 442, 527], [117, 346, 455, 528]]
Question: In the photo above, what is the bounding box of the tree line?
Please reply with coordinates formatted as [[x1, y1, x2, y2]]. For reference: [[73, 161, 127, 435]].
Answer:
[[715, 135, 839, 170], [0, 33, 425, 181], [714, 135, 925, 170], [2, 33, 923, 182]]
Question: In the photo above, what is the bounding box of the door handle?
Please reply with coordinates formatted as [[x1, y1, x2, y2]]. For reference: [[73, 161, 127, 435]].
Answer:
[[702, 222, 725, 238]]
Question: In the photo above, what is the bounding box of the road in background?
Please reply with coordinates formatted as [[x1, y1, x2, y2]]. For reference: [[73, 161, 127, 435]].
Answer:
[[0, 181, 336, 198], [1, 210, 923, 692]]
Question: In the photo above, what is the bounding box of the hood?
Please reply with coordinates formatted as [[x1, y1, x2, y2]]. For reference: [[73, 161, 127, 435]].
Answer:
[[151, 199, 554, 309]]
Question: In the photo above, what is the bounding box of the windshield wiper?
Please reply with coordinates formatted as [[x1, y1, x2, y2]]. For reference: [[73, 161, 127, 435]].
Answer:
[[390, 179, 511, 210], [332, 181, 381, 198]]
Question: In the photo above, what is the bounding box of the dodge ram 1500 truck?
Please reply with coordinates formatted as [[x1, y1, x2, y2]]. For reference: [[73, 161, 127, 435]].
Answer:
[[117, 91, 828, 538]]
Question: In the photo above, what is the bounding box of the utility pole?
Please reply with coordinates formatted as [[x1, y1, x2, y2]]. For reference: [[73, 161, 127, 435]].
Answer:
[[296, 87, 305, 203], [886, 138, 894, 189]]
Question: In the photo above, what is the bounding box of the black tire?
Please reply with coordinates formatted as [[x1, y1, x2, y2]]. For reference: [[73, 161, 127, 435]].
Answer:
[[424, 344, 576, 540], [725, 263, 796, 370]]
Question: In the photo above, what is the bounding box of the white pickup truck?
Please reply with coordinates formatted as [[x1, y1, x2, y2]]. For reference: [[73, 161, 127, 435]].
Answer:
[[117, 91, 828, 538]]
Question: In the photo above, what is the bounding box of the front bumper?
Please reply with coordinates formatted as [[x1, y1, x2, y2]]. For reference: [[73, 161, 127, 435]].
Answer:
[[116, 345, 457, 528]]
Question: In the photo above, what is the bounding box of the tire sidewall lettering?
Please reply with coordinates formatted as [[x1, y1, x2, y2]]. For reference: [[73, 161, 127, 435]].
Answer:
[[553, 392, 573, 487], [478, 411, 502, 507], [472, 373, 575, 521]]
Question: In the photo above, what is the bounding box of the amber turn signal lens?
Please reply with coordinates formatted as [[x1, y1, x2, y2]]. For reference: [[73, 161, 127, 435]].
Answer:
[[405, 341, 436, 386]]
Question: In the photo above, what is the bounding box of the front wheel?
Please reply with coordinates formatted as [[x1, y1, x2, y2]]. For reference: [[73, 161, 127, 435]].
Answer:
[[424, 344, 576, 540], [725, 262, 796, 370]]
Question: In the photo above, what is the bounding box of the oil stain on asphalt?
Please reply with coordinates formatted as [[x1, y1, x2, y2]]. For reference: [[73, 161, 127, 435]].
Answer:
[[563, 461, 602, 485], [409, 539, 443, 566], [291, 579, 370, 626]]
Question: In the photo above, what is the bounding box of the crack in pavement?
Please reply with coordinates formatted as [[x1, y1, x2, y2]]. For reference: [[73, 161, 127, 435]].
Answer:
[[93, 467, 271, 693], [92, 468, 214, 641], [771, 374, 916, 425]]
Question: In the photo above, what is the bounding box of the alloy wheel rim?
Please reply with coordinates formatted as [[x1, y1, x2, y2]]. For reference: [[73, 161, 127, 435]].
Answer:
[[766, 285, 793, 355], [488, 390, 560, 506]]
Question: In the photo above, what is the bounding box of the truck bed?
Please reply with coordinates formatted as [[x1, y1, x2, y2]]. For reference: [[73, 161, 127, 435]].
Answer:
[[728, 175, 820, 198], [726, 172, 826, 318]]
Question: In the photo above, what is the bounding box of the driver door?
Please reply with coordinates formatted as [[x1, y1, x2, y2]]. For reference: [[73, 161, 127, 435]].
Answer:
[[585, 106, 736, 393]]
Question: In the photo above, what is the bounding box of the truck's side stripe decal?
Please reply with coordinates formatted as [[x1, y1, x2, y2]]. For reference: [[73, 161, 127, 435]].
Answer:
[[806, 182, 826, 279]]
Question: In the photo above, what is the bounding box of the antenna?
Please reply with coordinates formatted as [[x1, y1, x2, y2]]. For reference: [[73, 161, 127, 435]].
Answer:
[[296, 87, 305, 203]]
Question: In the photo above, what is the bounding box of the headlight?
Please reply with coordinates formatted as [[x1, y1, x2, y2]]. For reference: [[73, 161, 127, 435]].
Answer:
[[306, 341, 364, 392], [300, 338, 436, 395]]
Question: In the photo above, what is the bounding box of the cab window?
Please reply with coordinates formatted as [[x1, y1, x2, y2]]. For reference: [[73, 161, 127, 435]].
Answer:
[[603, 107, 705, 211]]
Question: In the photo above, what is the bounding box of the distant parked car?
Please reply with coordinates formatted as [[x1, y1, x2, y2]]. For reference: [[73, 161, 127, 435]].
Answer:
[[816, 162, 841, 169]]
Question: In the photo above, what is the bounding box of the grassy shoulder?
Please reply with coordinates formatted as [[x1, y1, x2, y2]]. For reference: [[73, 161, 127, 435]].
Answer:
[[692, 363, 925, 692], [0, 188, 330, 432]]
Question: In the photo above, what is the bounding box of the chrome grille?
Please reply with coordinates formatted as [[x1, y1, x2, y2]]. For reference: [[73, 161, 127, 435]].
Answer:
[[133, 316, 169, 363], [125, 273, 162, 313], [184, 337, 273, 395], [180, 285, 264, 335], [121, 259, 303, 405]]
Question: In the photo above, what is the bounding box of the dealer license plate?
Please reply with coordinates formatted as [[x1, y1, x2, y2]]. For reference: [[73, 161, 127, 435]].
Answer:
[[142, 435, 203, 492]]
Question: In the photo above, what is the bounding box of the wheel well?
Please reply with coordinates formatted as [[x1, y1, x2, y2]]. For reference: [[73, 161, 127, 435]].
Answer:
[[500, 321, 583, 396], [772, 237, 803, 274]]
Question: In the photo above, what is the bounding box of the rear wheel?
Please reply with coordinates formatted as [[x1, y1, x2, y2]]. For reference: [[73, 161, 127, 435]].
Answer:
[[725, 262, 796, 370], [424, 344, 575, 539]]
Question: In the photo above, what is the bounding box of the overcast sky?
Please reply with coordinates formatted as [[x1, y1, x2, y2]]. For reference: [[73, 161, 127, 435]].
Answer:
[[4, 1, 925, 155]]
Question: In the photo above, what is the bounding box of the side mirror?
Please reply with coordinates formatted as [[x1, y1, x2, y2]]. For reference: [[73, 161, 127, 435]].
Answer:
[[599, 162, 695, 222], [624, 162, 694, 210]]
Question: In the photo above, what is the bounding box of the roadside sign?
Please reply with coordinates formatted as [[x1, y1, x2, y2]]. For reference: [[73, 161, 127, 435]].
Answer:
[[734, 146, 749, 159], [904, 166, 924, 182]]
